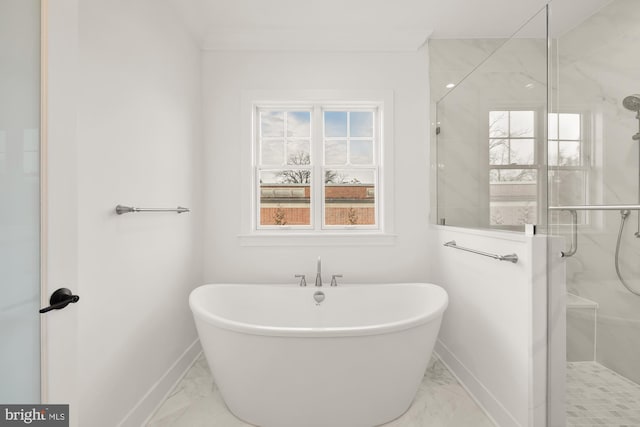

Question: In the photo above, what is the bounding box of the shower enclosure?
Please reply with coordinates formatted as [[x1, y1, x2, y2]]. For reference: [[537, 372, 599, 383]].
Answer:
[[549, 0, 640, 425], [433, 0, 640, 425]]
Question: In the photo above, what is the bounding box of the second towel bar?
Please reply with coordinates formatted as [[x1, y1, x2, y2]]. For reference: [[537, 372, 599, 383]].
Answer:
[[443, 240, 518, 264], [115, 205, 190, 215]]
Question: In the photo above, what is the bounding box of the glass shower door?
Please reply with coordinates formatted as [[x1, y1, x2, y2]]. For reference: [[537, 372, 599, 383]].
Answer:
[[548, 0, 640, 425], [0, 0, 42, 403]]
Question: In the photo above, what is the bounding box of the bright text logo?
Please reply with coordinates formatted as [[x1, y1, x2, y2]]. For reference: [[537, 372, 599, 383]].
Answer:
[[0, 405, 68, 427]]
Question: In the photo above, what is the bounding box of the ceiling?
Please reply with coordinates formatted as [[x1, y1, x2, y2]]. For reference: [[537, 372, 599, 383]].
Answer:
[[164, 0, 613, 51]]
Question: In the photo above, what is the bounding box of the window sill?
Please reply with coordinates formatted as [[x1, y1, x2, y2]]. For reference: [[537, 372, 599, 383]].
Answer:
[[238, 232, 397, 247]]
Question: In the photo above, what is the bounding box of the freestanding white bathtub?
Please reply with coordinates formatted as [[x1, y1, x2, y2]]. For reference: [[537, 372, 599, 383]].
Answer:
[[189, 283, 448, 427]]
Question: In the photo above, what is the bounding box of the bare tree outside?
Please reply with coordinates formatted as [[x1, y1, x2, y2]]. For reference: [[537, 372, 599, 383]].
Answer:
[[324, 170, 348, 184], [275, 152, 311, 183], [489, 111, 536, 182], [275, 151, 349, 184]]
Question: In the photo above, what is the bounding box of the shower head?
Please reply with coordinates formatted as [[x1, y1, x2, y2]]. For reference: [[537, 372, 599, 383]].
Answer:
[[623, 94, 640, 141], [623, 94, 640, 112]]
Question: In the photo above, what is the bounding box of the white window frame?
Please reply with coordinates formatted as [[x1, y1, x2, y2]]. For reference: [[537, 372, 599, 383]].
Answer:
[[486, 106, 596, 230], [487, 106, 544, 230], [547, 109, 597, 228], [239, 90, 396, 246], [321, 105, 380, 231], [256, 106, 315, 230]]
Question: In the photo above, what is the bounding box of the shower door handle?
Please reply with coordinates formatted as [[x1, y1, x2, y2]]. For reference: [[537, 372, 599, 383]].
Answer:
[[39, 288, 80, 313]]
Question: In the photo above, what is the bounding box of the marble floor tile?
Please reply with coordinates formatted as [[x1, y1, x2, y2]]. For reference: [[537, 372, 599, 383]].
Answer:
[[566, 361, 640, 427], [147, 353, 495, 427]]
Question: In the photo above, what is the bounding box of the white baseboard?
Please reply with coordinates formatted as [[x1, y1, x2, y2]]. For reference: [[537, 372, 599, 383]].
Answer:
[[435, 340, 520, 427], [117, 339, 202, 427]]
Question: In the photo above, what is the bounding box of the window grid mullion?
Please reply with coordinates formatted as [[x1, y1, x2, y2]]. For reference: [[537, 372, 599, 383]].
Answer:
[[314, 105, 323, 230], [490, 165, 538, 170], [346, 112, 351, 166], [507, 112, 512, 164]]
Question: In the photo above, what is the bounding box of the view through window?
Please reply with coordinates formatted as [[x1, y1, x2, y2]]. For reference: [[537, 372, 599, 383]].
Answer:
[[489, 110, 587, 226], [489, 110, 538, 226], [257, 105, 380, 229]]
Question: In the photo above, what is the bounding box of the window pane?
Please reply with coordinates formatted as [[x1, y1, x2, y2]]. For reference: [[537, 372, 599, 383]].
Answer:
[[286, 140, 310, 165], [510, 111, 534, 137], [490, 168, 537, 182], [510, 139, 535, 165], [324, 169, 374, 184], [325, 111, 347, 137], [559, 113, 580, 140], [548, 113, 558, 140], [490, 169, 538, 225], [287, 111, 311, 137], [558, 140, 580, 165], [261, 111, 284, 137], [489, 139, 509, 165], [325, 140, 347, 165], [324, 169, 375, 226], [350, 140, 373, 165], [259, 170, 310, 226], [490, 111, 508, 137], [261, 139, 284, 165], [350, 112, 373, 137], [548, 140, 558, 166]]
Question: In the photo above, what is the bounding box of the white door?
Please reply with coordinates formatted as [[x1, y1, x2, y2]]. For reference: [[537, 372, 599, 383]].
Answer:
[[0, 0, 43, 403], [1, 0, 80, 423]]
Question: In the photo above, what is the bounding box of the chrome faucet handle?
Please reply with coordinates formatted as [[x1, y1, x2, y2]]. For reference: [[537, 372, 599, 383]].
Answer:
[[330, 275, 342, 287], [295, 274, 307, 287]]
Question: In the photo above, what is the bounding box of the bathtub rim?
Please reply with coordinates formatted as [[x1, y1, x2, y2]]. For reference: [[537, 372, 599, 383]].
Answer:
[[189, 283, 448, 338]]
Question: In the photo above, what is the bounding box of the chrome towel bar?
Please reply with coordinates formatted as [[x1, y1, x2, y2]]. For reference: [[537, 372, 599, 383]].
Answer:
[[115, 205, 190, 215], [548, 204, 640, 211], [443, 240, 518, 264]]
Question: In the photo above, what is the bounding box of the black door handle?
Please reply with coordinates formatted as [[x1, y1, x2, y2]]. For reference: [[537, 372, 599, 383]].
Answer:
[[39, 288, 80, 314]]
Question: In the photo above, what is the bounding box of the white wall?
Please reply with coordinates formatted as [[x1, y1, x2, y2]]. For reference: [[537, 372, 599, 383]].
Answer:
[[75, 0, 203, 425], [202, 49, 430, 284], [429, 226, 558, 427]]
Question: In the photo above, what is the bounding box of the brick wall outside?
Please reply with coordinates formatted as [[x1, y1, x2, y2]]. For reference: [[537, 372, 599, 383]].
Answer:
[[260, 207, 310, 225], [324, 206, 375, 225], [259, 184, 375, 226], [325, 185, 372, 200], [260, 206, 375, 226]]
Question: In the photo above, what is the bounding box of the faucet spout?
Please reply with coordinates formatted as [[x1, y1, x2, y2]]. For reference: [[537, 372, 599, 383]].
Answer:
[[315, 257, 322, 287]]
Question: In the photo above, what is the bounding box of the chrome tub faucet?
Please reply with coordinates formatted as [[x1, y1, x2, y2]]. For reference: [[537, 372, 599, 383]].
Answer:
[[316, 257, 322, 287]]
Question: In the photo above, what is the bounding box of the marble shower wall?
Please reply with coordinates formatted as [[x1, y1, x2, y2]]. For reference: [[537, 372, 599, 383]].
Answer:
[[431, 9, 547, 229], [550, 0, 640, 384]]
